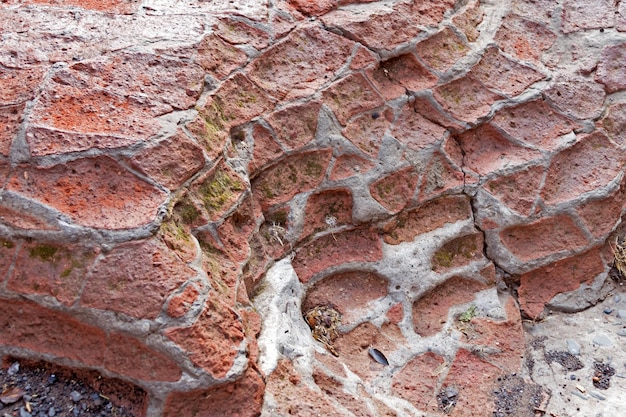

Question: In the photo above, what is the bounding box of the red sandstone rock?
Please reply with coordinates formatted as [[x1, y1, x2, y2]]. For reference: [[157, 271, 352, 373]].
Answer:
[[619, 1, 626, 31], [247, 25, 354, 100], [418, 151, 464, 201], [369, 166, 420, 214], [190, 162, 246, 221], [200, 72, 274, 130], [383, 195, 473, 245], [0, 66, 45, 105], [494, 14, 557, 62], [264, 359, 338, 416], [484, 165, 545, 216], [252, 149, 332, 211], [562, 0, 615, 33], [440, 349, 503, 416], [7, 156, 167, 229], [167, 284, 201, 319], [129, 130, 205, 190], [0, 105, 22, 156], [163, 368, 264, 417], [518, 248, 605, 318], [416, 27, 470, 73], [321, 3, 424, 51], [500, 214, 588, 263], [333, 322, 401, 381], [329, 153, 375, 180], [470, 46, 545, 97], [185, 115, 229, 161], [287, 0, 337, 16], [541, 132, 624, 205], [368, 54, 437, 100], [577, 178, 626, 239], [303, 271, 388, 325], [300, 188, 353, 240], [413, 276, 488, 337], [215, 17, 270, 50], [0, 201, 59, 230], [433, 75, 504, 122], [81, 238, 195, 319], [453, 124, 542, 176], [265, 100, 321, 150], [490, 100, 580, 150], [0, 239, 18, 282], [249, 123, 285, 176], [322, 73, 384, 125], [595, 43, 626, 93], [598, 101, 626, 148], [453, 0, 484, 42], [392, 352, 445, 410], [292, 227, 382, 283], [0, 298, 181, 381], [392, 102, 447, 151], [543, 76, 606, 120], [217, 194, 259, 262], [7, 242, 96, 306], [165, 298, 245, 378], [195, 34, 248, 80], [342, 109, 391, 157], [431, 232, 485, 272], [511, 0, 556, 23], [349, 45, 379, 70]]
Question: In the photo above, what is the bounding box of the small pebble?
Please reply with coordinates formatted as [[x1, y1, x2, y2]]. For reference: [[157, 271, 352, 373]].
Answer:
[[589, 390, 607, 401], [8, 363, 20, 376], [571, 390, 588, 400], [592, 333, 613, 346], [69, 391, 82, 403], [48, 407, 56, 417], [445, 386, 458, 399], [616, 310, 626, 319], [617, 329, 626, 337], [603, 307, 613, 314], [47, 375, 56, 385], [19, 407, 32, 417], [614, 294, 622, 303], [567, 339, 581, 355]]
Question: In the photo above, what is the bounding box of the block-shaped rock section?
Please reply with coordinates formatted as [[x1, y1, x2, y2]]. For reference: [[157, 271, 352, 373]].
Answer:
[[2, 0, 626, 415]]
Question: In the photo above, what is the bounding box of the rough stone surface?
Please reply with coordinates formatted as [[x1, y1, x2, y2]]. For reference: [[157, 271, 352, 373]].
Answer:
[[81, 238, 195, 319], [3, 1, 626, 416]]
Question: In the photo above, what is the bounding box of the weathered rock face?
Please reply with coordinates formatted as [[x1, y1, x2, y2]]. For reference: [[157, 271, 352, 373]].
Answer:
[[0, 0, 625, 416]]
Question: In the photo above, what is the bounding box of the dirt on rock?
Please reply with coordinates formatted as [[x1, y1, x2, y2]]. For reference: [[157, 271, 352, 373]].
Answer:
[[0, 359, 146, 417]]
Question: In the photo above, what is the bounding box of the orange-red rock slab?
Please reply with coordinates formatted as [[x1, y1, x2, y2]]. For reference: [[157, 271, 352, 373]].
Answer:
[[195, 33, 248, 80], [544, 76, 606, 120], [490, 99, 580, 150], [190, 161, 246, 221], [342, 109, 391, 158], [391, 102, 447, 152], [0, 298, 182, 382], [382, 195, 473, 245], [249, 123, 285, 176], [541, 132, 625, 205], [322, 73, 384, 126], [431, 232, 485, 272], [598, 101, 626, 148], [215, 16, 270, 50], [416, 27, 470, 73], [561, 0, 616, 33], [577, 177, 626, 239], [165, 298, 245, 379], [484, 165, 545, 216], [329, 154, 375, 181], [300, 188, 353, 240], [500, 214, 588, 263], [0, 66, 45, 105], [6, 156, 167, 229], [163, 368, 264, 417], [494, 14, 557, 62], [265, 100, 321, 150], [0, 202, 59, 230], [247, 26, 354, 100], [24, 0, 140, 13], [129, 130, 205, 190], [518, 247, 606, 318], [166, 284, 201, 319], [470, 46, 545, 97], [434, 75, 504, 123], [413, 276, 488, 337], [418, 151, 464, 201], [292, 227, 382, 283], [391, 352, 445, 410], [0, 104, 22, 156], [453, 0, 484, 42], [8, 242, 96, 306], [368, 54, 437, 100], [369, 166, 419, 214], [303, 270, 387, 325], [81, 238, 195, 319]]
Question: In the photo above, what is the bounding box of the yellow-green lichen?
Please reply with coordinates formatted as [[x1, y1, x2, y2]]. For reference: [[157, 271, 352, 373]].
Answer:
[[29, 244, 58, 262], [1, 240, 15, 249], [198, 170, 244, 214]]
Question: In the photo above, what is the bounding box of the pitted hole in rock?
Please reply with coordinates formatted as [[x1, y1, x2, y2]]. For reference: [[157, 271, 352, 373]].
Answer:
[[544, 350, 584, 371], [492, 374, 547, 417], [0, 358, 146, 417], [592, 362, 615, 390], [436, 385, 458, 414], [303, 304, 342, 356]]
